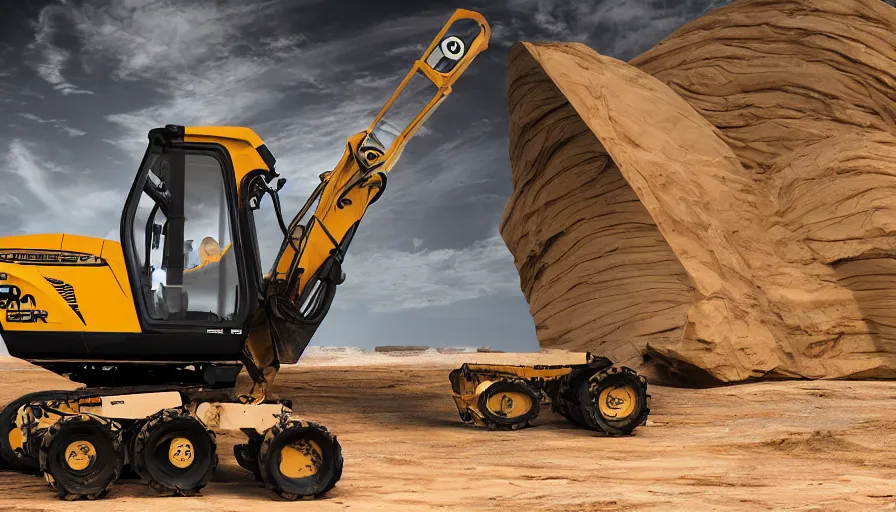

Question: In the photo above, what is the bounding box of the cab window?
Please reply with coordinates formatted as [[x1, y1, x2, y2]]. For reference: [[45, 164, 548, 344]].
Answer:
[[129, 149, 239, 323]]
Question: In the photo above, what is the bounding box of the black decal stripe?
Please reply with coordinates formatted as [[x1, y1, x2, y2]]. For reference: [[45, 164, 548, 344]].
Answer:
[[44, 277, 86, 325]]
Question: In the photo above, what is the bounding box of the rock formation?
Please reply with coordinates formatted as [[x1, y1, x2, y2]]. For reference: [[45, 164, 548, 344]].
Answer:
[[500, 0, 896, 385]]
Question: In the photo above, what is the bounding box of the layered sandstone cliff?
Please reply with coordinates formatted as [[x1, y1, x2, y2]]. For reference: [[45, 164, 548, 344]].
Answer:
[[501, 0, 896, 385]]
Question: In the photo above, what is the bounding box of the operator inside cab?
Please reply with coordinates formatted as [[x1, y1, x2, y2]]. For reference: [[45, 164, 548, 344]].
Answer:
[[197, 237, 222, 266], [150, 236, 222, 290]]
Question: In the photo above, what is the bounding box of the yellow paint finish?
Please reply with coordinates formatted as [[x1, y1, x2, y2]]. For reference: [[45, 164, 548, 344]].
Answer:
[[271, 133, 381, 295], [598, 384, 638, 420], [0, 234, 137, 310], [0, 264, 83, 331], [64, 440, 96, 471], [462, 364, 574, 380], [46, 266, 140, 332], [100, 241, 135, 302], [0, 261, 140, 332], [0, 234, 65, 251], [168, 437, 195, 468], [60, 234, 104, 256], [185, 126, 265, 149], [184, 126, 271, 200], [7, 425, 22, 451], [484, 389, 533, 419], [279, 439, 322, 479]]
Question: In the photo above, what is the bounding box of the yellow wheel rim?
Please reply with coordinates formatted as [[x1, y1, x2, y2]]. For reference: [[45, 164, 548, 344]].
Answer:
[[279, 439, 322, 479], [168, 437, 195, 469], [485, 390, 533, 419], [64, 441, 96, 471], [598, 383, 638, 420]]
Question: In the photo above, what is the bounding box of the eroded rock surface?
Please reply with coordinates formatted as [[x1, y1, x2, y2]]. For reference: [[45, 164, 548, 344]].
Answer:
[[501, 0, 896, 385]]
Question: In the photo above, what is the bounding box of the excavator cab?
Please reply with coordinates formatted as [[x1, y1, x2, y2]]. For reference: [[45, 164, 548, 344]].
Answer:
[[125, 131, 248, 326], [122, 126, 262, 332]]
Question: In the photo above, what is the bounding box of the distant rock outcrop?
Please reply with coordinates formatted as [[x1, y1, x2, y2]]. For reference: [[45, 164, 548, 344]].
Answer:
[[500, 0, 896, 385]]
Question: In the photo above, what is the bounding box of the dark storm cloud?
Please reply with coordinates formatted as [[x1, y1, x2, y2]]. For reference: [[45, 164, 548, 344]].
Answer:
[[0, 0, 780, 351]]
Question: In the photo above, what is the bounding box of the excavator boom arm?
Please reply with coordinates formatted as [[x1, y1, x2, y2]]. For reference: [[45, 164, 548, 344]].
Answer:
[[273, 9, 491, 294], [239, 10, 491, 397]]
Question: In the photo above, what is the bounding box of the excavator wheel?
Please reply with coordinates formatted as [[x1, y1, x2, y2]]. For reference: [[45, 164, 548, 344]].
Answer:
[[132, 408, 217, 496], [0, 390, 74, 473], [39, 414, 123, 500], [552, 368, 598, 429], [586, 367, 650, 436], [476, 379, 541, 430], [258, 416, 343, 500]]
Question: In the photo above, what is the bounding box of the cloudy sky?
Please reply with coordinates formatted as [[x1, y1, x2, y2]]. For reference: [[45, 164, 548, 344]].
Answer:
[[0, 0, 836, 354]]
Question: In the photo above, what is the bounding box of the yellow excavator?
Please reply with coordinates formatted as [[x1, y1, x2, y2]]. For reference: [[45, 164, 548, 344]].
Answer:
[[0, 9, 490, 500], [449, 353, 650, 434]]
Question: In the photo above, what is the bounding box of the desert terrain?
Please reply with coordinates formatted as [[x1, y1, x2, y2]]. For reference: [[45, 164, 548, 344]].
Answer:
[[0, 349, 891, 511]]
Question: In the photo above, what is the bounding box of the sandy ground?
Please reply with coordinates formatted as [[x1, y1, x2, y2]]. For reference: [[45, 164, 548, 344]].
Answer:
[[0, 351, 893, 511]]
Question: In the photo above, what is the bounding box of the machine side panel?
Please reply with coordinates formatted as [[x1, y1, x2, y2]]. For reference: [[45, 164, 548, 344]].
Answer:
[[60, 234, 104, 256], [1, 332, 89, 358], [0, 262, 139, 333], [0, 262, 90, 332], [0, 234, 64, 250], [2, 331, 245, 361], [100, 240, 136, 302], [84, 331, 245, 359]]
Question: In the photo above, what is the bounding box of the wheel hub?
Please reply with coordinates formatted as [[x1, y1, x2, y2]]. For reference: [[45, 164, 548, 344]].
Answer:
[[279, 439, 322, 479], [486, 391, 531, 418], [168, 437, 195, 469], [64, 440, 96, 471], [598, 384, 637, 419]]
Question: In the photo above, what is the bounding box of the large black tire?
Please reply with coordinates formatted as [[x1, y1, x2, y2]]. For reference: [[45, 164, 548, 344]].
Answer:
[[551, 367, 602, 429], [39, 414, 123, 500], [258, 417, 343, 500], [132, 408, 217, 496], [476, 379, 541, 430], [586, 367, 650, 436], [0, 390, 74, 473]]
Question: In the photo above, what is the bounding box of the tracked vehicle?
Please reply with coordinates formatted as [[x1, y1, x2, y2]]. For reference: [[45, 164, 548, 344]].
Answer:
[[449, 353, 650, 434], [0, 9, 490, 500]]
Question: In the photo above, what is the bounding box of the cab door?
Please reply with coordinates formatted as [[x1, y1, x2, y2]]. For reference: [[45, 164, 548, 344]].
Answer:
[[117, 133, 254, 360]]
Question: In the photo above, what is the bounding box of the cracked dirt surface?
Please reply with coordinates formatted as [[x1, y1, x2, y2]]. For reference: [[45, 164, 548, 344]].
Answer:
[[0, 354, 893, 511]]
